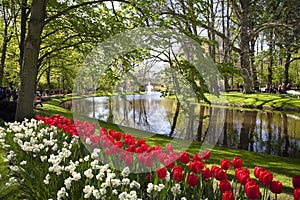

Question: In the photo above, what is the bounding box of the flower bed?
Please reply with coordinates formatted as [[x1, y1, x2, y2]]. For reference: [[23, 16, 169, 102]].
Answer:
[[0, 114, 299, 199]]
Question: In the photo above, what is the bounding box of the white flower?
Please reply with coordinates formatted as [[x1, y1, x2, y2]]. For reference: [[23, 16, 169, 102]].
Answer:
[[154, 184, 165, 192], [129, 191, 138, 199], [96, 172, 105, 181], [112, 189, 118, 195], [60, 148, 71, 158], [171, 183, 181, 196], [119, 192, 129, 200], [92, 189, 100, 199], [6, 177, 18, 186], [122, 167, 130, 177], [147, 183, 154, 193], [57, 187, 68, 200], [130, 180, 140, 189], [165, 171, 170, 182], [85, 138, 92, 145], [84, 169, 94, 179], [20, 160, 27, 165], [101, 182, 108, 188], [64, 177, 72, 190], [43, 179, 49, 185], [43, 174, 50, 185], [40, 155, 47, 162], [91, 160, 100, 169], [9, 166, 19, 172], [7, 150, 16, 161], [181, 198, 187, 200], [99, 188, 106, 195], [65, 161, 78, 173], [71, 171, 81, 181], [52, 144, 58, 151], [122, 178, 130, 185], [84, 155, 90, 162], [83, 185, 94, 199], [49, 164, 64, 175], [111, 179, 121, 187], [91, 148, 101, 159]]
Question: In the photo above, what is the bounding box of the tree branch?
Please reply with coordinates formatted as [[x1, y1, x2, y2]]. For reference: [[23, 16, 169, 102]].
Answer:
[[251, 22, 294, 37]]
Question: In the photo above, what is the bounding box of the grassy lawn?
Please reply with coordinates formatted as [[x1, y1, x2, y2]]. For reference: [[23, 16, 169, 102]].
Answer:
[[210, 92, 300, 111], [0, 94, 299, 199]]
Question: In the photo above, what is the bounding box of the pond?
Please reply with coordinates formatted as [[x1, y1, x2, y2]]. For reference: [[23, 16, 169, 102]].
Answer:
[[61, 93, 300, 158]]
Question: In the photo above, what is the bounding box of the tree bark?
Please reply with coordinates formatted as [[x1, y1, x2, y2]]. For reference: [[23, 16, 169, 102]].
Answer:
[[240, 25, 252, 93], [19, 0, 29, 70], [284, 50, 291, 85], [238, 1, 252, 93], [15, 0, 47, 121], [268, 31, 274, 85], [0, 25, 9, 85]]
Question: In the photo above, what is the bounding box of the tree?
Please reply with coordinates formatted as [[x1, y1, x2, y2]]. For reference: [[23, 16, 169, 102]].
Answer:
[[15, 0, 138, 121], [0, 0, 19, 85], [15, 0, 47, 121]]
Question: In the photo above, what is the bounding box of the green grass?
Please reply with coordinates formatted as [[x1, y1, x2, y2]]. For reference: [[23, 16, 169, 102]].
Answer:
[[209, 92, 300, 111], [1, 94, 300, 199]]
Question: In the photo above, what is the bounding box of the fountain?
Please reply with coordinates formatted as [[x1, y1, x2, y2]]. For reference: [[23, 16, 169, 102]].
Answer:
[[146, 82, 153, 94]]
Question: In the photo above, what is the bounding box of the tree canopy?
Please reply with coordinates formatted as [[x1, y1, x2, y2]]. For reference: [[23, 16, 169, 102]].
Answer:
[[0, 0, 299, 120]]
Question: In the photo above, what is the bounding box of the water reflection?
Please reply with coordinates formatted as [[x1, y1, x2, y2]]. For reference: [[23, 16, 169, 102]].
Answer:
[[62, 94, 300, 158]]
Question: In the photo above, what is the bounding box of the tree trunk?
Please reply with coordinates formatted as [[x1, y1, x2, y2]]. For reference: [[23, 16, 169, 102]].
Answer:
[[19, 0, 29, 70], [15, 0, 47, 121], [284, 51, 291, 85], [46, 65, 51, 89], [208, 0, 216, 61], [268, 31, 274, 85], [250, 39, 258, 85], [197, 104, 205, 141], [239, 2, 252, 93], [0, 25, 9, 85], [169, 101, 180, 137], [240, 28, 252, 93]]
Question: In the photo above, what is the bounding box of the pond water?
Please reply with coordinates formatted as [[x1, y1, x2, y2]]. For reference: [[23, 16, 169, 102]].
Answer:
[[62, 93, 300, 158]]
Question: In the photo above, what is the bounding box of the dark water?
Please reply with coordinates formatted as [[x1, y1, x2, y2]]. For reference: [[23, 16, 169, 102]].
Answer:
[[62, 93, 300, 158]]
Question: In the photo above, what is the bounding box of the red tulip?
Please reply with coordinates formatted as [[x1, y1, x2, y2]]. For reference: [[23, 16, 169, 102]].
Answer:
[[222, 191, 234, 200], [293, 176, 300, 189], [173, 170, 183, 182], [187, 173, 198, 187], [136, 138, 146, 147], [259, 170, 273, 186], [144, 155, 154, 167], [165, 144, 173, 153], [294, 188, 300, 200], [105, 148, 111, 155], [189, 161, 204, 173], [219, 179, 231, 193], [147, 173, 152, 180], [124, 154, 133, 166], [245, 180, 260, 200], [201, 150, 211, 160], [179, 152, 190, 164], [193, 154, 202, 162], [254, 166, 265, 179], [201, 168, 212, 181], [220, 158, 231, 170], [232, 156, 242, 168], [156, 167, 167, 179], [270, 180, 283, 194], [215, 168, 227, 181]]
